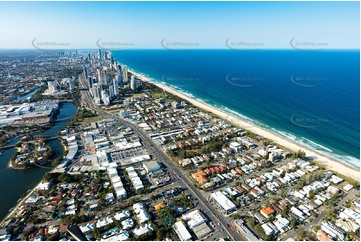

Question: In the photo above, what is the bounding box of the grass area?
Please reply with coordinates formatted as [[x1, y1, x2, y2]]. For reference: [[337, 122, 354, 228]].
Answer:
[[132, 93, 146, 98], [108, 108, 123, 113], [79, 115, 104, 125], [146, 90, 167, 99]]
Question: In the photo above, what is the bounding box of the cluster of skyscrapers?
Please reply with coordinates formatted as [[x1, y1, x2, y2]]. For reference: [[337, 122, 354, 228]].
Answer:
[[84, 50, 136, 105]]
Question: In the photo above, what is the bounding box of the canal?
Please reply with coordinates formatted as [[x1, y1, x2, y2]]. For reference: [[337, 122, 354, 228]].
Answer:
[[0, 102, 77, 220]]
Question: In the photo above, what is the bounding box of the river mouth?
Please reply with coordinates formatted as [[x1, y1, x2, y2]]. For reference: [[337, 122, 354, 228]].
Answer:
[[0, 102, 77, 220]]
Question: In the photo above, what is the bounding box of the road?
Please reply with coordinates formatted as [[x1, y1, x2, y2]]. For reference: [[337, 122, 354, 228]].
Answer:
[[281, 188, 358, 240], [79, 78, 246, 241]]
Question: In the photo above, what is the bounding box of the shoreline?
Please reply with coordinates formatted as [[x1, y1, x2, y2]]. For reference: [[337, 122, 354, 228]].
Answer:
[[0, 103, 76, 224], [129, 70, 360, 181], [0, 179, 43, 227]]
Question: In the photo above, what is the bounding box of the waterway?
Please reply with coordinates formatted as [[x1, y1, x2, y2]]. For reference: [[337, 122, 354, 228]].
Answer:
[[12, 88, 40, 103], [0, 102, 77, 220]]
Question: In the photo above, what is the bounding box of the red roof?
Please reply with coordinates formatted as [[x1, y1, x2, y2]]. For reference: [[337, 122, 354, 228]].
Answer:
[[235, 168, 243, 174], [260, 207, 275, 216]]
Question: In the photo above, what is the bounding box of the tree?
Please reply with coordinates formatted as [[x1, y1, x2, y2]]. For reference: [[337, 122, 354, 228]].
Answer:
[[92, 226, 100, 239], [52, 157, 62, 167], [59, 173, 71, 183], [297, 230, 306, 239], [289, 218, 296, 228], [156, 227, 168, 240], [232, 213, 242, 220], [46, 232, 59, 241]]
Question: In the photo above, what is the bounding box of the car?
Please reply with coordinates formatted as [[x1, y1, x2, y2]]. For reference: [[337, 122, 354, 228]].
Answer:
[[217, 223, 221, 226]]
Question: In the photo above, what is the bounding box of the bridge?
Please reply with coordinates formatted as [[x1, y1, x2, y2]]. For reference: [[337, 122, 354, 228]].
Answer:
[[56, 117, 73, 122], [0, 136, 60, 150]]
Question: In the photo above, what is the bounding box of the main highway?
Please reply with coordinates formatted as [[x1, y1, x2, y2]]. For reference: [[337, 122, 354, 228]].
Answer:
[[79, 79, 246, 241]]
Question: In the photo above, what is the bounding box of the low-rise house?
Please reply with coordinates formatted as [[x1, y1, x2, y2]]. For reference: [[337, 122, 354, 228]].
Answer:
[[261, 222, 279, 236], [290, 206, 306, 221], [253, 212, 266, 223], [260, 207, 276, 219], [320, 222, 345, 241], [273, 215, 290, 234], [192, 171, 208, 184], [133, 223, 153, 237], [317, 229, 334, 241]]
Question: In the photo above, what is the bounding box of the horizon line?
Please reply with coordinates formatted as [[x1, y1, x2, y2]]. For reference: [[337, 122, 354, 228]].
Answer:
[[0, 48, 360, 51]]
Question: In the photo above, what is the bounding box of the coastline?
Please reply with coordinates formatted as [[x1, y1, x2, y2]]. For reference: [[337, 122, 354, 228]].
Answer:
[[129, 70, 360, 181]]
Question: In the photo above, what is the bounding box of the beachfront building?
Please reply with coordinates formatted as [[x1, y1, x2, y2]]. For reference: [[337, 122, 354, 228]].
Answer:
[[131, 76, 136, 90]]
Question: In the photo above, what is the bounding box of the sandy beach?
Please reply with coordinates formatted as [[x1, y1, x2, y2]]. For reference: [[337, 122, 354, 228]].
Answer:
[[130, 70, 360, 181]]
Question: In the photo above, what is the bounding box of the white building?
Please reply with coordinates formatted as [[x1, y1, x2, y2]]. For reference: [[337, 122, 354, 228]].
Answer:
[[210, 191, 237, 214], [143, 160, 161, 173], [47, 81, 59, 94], [133, 202, 150, 223], [133, 223, 153, 237], [230, 141, 242, 152], [126, 167, 144, 191], [130, 76, 136, 90], [261, 222, 279, 236], [174, 221, 192, 241], [113, 79, 119, 96], [182, 209, 207, 229]]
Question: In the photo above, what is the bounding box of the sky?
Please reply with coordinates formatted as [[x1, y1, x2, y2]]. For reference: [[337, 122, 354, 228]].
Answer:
[[0, 1, 359, 49]]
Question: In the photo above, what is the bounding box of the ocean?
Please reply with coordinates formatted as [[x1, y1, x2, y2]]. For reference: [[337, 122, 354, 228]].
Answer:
[[112, 50, 360, 168]]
